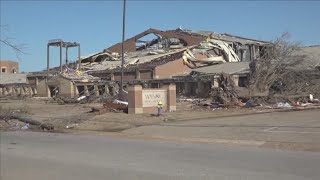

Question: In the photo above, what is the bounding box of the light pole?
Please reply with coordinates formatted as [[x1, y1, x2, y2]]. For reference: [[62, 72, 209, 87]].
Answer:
[[120, 0, 126, 100]]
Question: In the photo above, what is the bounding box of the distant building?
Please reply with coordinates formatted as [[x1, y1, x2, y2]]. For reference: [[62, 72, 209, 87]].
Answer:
[[0, 60, 19, 74], [0, 60, 32, 97]]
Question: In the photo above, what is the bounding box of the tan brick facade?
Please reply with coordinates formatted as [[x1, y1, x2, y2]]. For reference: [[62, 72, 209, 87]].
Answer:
[[154, 54, 207, 79], [154, 57, 189, 79], [0, 61, 19, 74], [37, 76, 77, 98]]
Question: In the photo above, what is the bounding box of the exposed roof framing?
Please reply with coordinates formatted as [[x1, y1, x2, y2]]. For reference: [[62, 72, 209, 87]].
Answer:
[[48, 39, 80, 47]]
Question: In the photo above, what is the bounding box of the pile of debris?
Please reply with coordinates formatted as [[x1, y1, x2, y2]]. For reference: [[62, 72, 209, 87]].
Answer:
[[181, 71, 320, 110], [80, 48, 190, 73], [178, 73, 241, 109], [61, 66, 100, 82], [90, 99, 128, 115], [0, 107, 54, 131], [183, 94, 320, 111], [182, 38, 240, 69], [210, 73, 240, 107]]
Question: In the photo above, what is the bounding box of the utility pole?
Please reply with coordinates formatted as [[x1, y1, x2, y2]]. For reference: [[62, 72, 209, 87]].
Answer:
[[120, 0, 126, 100]]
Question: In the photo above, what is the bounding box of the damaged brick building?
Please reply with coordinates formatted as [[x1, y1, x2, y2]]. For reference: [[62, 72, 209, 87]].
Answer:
[[81, 28, 271, 97], [27, 28, 272, 98]]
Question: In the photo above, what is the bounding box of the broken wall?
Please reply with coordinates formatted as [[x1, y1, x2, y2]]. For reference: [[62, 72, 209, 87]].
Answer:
[[154, 58, 189, 79], [36, 76, 75, 97], [37, 80, 50, 97], [154, 53, 207, 79]]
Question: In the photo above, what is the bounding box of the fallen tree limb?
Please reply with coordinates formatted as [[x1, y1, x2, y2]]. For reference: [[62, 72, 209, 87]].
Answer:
[[0, 114, 54, 130]]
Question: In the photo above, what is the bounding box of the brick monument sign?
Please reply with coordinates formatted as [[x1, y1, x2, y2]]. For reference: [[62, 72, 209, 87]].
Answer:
[[128, 84, 176, 114]]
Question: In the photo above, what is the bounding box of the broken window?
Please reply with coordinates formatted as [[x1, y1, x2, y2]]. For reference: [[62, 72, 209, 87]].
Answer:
[[108, 86, 114, 96], [77, 86, 85, 96], [1, 67, 6, 73], [11, 68, 17, 73], [259, 46, 269, 58], [238, 45, 250, 62], [151, 83, 160, 88], [176, 82, 184, 94], [87, 85, 94, 96], [98, 85, 105, 95], [48, 86, 58, 97], [238, 77, 248, 87]]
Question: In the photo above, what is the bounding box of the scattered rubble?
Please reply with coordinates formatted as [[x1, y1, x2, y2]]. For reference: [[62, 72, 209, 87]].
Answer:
[[182, 38, 241, 69], [66, 123, 79, 129], [0, 114, 54, 131], [1, 29, 317, 134], [275, 102, 292, 108], [61, 66, 100, 82], [90, 100, 128, 115], [211, 73, 239, 106]]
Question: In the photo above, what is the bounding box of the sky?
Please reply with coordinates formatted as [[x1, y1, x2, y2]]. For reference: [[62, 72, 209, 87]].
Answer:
[[1, 0, 320, 72]]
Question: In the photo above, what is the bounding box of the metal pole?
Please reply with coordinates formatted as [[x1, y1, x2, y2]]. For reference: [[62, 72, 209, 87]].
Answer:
[[47, 44, 50, 79], [78, 44, 81, 70], [120, 0, 126, 100], [66, 47, 68, 64], [60, 41, 63, 73]]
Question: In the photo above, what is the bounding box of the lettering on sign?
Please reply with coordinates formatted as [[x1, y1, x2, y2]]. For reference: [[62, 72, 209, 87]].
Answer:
[[142, 90, 167, 107]]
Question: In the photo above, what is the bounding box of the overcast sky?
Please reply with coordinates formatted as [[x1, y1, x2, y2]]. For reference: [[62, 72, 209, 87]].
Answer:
[[1, 0, 319, 72]]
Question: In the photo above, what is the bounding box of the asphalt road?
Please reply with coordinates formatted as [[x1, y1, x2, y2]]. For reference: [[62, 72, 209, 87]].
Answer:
[[124, 109, 320, 149], [1, 131, 320, 180]]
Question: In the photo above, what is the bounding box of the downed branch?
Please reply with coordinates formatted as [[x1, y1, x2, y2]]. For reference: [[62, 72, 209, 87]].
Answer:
[[0, 114, 54, 130]]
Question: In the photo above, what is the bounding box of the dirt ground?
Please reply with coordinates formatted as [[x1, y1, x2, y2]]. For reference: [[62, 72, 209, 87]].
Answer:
[[1, 97, 320, 152], [0, 97, 281, 132]]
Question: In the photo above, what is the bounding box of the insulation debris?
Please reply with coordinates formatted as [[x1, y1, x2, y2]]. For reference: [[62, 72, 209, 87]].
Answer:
[[182, 39, 241, 69]]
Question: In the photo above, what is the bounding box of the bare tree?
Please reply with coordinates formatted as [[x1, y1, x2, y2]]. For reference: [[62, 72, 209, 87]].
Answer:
[[248, 32, 307, 94], [0, 25, 27, 61]]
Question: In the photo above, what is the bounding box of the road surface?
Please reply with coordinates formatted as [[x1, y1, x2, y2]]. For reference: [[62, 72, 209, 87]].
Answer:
[[1, 131, 320, 180], [124, 109, 320, 151]]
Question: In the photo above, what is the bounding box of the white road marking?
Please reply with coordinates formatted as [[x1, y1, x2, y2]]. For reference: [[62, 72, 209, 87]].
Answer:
[[263, 126, 320, 134], [263, 127, 278, 132], [266, 130, 320, 134]]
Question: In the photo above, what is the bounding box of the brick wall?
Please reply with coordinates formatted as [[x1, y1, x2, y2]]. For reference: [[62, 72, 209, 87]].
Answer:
[[154, 58, 189, 79], [154, 54, 207, 79], [0, 61, 19, 74]]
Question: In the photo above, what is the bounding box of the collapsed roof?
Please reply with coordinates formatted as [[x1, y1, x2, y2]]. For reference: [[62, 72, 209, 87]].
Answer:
[[181, 29, 271, 45], [29, 28, 271, 81], [80, 28, 271, 74]]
